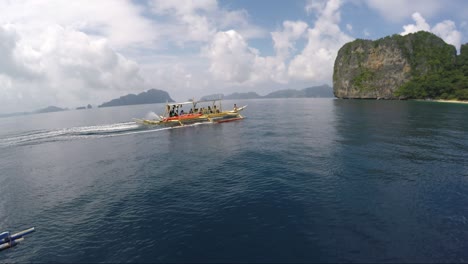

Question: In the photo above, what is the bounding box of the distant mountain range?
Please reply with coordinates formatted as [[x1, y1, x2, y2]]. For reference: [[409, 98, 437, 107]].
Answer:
[[201, 84, 333, 100], [0, 85, 334, 118], [98, 89, 174, 108]]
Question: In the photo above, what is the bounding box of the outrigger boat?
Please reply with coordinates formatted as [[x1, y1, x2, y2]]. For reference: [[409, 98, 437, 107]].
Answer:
[[0, 227, 35, 251], [135, 99, 247, 127]]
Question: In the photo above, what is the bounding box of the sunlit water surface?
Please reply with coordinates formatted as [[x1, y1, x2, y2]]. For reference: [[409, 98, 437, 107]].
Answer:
[[1, 99, 467, 262]]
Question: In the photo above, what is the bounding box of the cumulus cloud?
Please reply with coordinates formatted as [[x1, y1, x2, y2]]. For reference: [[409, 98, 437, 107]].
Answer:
[[0, 24, 145, 112], [288, 0, 353, 81], [0, 0, 157, 49], [0, 0, 271, 112], [206, 30, 256, 83], [363, 0, 444, 22], [205, 28, 291, 86], [271, 21, 309, 59], [401, 12, 462, 51], [0, 0, 159, 112], [431, 20, 462, 51], [148, 0, 266, 45], [401, 13, 430, 35], [0, 25, 42, 80], [204, 0, 353, 88], [149, 0, 217, 43]]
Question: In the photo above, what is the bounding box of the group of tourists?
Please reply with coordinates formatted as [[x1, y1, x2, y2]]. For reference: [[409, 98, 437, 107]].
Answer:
[[167, 103, 229, 117]]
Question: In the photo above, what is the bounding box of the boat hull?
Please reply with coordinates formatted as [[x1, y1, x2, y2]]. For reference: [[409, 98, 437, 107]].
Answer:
[[136, 111, 243, 127]]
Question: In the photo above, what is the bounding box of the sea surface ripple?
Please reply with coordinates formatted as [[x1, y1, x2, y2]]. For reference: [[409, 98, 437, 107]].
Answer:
[[1, 99, 467, 262]]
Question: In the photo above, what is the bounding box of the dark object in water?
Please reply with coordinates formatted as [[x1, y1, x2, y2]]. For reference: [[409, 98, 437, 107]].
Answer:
[[0, 227, 35, 251]]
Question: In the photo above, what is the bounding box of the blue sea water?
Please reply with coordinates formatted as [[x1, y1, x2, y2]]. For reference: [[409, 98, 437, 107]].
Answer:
[[0, 98, 467, 263]]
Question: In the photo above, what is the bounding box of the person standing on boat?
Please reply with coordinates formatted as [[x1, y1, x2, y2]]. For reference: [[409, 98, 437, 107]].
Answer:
[[234, 104, 238, 111]]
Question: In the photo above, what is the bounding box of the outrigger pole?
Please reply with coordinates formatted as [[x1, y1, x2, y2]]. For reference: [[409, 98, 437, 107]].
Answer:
[[0, 227, 36, 251]]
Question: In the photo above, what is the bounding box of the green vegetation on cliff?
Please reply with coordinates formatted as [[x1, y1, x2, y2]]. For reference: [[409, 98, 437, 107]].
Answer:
[[334, 31, 468, 100], [394, 32, 468, 100]]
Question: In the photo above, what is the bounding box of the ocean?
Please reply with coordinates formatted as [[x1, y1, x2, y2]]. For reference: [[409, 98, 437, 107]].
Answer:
[[1, 98, 467, 262]]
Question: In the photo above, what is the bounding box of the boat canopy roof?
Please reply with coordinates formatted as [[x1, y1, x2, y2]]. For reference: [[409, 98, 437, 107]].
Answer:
[[166, 101, 195, 106], [166, 99, 222, 107]]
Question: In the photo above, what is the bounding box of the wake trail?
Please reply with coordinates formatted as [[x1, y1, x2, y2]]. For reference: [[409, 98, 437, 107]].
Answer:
[[0, 122, 161, 147], [0, 121, 212, 148]]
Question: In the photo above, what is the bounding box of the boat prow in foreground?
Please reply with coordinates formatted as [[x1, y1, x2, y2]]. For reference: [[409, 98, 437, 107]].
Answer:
[[135, 99, 246, 127]]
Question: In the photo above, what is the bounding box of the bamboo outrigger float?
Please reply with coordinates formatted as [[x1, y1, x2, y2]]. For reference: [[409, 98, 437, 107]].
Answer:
[[135, 99, 247, 127], [0, 227, 35, 251]]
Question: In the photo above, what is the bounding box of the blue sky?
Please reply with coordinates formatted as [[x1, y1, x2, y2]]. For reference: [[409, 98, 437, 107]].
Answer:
[[0, 0, 466, 113]]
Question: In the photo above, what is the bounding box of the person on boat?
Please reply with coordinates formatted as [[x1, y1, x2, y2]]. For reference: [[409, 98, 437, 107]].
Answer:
[[189, 108, 193, 114], [208, 106, 212, 113], [234, 104, 238, 111], [180, 109, 185, 115]]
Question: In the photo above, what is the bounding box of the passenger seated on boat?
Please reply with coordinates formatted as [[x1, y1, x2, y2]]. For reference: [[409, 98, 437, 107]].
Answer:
[[208, 106, 212, 113], [180, 109, 185, 115], [189, 108, 193, 114], [169, 109, 174, 117]]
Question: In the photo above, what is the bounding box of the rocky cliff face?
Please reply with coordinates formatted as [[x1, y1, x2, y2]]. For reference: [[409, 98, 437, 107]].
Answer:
[[333, 31, 457, 99]]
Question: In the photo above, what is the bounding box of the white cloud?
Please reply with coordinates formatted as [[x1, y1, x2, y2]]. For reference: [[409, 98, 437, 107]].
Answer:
[[206, 30, 256, 83], [305, 0, 328, 16], [0, 0, 357, 112], [401, 12, 430, 35], [0, 0, 270, 112], [149, 0, 217, 43], [0, 0, 157, 50], [0, 25, 41, 80], [288, 0, 353, 81], [204, 0, 353, 88], [401, 12, 462, 51], [205, 28, 291, 86], [148, 0, 266, 45], [432, 20, 462, 51], [0, 24, 145, 112], [204, 0, 354, 90], [363, 0, 444, 22], [271, 21, 309, 59]]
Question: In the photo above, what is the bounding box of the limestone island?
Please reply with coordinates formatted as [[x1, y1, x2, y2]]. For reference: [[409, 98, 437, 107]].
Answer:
[[333, 31, 468, 102]]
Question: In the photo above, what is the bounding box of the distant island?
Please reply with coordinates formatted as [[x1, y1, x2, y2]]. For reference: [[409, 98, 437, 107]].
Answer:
[[76, 104, 93, 110], [0, 86, 333, 118], [98, 89, 174, 108], [0, 105, 68, 118], [201, 84, 333, 101], [333, 31, 468, 100], [35, 106, 67, 113]]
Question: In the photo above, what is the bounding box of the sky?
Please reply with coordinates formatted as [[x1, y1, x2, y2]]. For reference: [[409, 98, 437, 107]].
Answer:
[[0, 0, 467, 113]]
